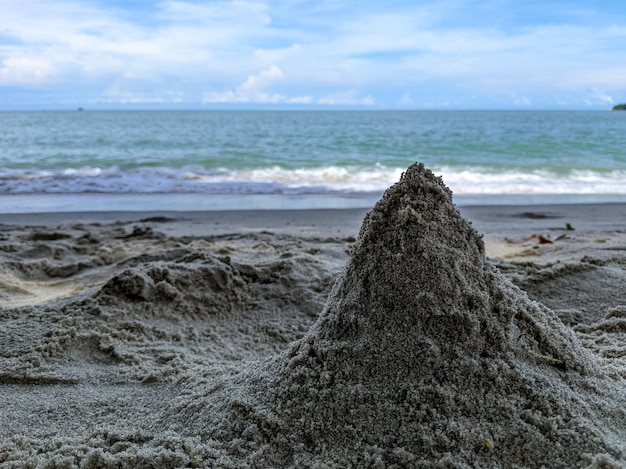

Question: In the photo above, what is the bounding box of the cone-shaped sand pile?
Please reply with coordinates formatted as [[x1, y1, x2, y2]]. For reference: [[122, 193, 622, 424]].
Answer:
[[166, 164, 626, 468], [307, 163, 594, 380]]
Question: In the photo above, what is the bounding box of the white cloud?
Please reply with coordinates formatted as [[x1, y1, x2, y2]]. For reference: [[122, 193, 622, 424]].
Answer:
[[238, 65, 284, 95], [201, 65, 312, 104], [587, 87, 614, 105], [203, 66, 286, 103], [0, 0, 278, 91], [287, 95, 314, 104], [511, 93, 531, 107], [0, 55, 53, 85], [317, 90, 375, 106]]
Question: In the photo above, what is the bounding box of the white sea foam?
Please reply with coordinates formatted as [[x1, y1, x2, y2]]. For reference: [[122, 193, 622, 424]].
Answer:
[[438, 167, 626, 195], [1, 165, 625, 196]]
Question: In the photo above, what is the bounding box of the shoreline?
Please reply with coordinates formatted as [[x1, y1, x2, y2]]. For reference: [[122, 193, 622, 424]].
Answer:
[[3, 192, 626, 214]]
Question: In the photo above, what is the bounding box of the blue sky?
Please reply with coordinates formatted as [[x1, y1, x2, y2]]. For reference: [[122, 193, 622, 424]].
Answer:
[[1, 0, 625, 109]]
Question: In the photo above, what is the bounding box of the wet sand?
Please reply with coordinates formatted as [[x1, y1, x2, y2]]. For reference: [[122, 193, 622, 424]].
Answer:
[[1, 190, 626, 467]]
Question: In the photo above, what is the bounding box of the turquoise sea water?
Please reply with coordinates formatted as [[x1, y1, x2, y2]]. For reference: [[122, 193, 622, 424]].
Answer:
[[0, 110, 625, 212]]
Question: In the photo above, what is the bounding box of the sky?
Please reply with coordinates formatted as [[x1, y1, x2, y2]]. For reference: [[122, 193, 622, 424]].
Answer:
[[1, 0, 625, 110]]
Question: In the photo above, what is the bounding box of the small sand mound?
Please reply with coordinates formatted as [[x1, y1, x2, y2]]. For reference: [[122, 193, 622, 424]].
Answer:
[[97, 250, 331, 320], [165, 163, 626, 468], [98, 256, 242, 310]]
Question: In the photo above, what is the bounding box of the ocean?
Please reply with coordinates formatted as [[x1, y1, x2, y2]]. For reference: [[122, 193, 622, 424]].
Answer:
[[1, 110, 625, 212]]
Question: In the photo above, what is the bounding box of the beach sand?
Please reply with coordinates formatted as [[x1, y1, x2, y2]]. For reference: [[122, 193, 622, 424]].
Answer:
[[2, 168, 626, 467]]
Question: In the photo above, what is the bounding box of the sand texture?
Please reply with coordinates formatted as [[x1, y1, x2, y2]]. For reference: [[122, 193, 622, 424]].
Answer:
[[2, 165, 626, 468]]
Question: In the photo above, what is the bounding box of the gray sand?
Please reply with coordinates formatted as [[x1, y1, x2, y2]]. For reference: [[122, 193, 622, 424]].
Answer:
[[2, 164, 626, 467]]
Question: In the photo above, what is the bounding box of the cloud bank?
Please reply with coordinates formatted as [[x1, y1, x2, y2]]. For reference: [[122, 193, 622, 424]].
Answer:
[[0, 0, 625, 108]]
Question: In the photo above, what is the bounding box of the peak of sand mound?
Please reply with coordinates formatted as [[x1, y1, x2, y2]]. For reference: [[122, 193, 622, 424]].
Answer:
[[310, 162, 590, 378], [165, 163, 626, 468], [301, 163, 606, 390]]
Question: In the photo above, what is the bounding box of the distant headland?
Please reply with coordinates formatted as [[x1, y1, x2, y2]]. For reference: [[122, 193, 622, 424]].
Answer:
[[611, 104, 626, 111]]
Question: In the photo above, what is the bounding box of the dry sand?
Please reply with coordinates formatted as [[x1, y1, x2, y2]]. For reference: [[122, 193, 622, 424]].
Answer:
[[1, 165, 626, 467]]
